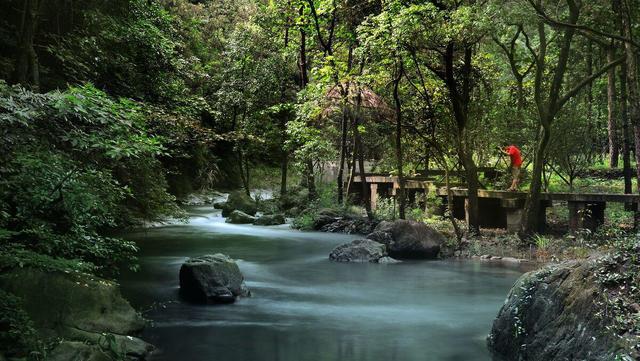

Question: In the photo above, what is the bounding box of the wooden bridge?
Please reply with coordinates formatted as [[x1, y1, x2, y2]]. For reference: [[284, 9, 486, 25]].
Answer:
[[351, 174, 640, 233]]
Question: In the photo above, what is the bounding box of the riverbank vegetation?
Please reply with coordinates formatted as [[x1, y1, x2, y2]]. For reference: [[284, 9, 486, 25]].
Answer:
[[2, 0, 640, 359]]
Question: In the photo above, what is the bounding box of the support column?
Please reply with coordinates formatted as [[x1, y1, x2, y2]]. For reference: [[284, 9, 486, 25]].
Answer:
[[502, 198, 525, 233], [370, 183, 378, 211]]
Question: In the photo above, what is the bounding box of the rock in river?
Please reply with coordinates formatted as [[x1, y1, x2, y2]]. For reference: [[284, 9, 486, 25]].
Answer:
[[225, 210, 256, 224], [221, 190, 257, 217], [179, 254, 250, 304], [488, 257, 636, 360], [253, 214, 285, 226], [329, 239, 387, 263], [367, 220, 445, 259]]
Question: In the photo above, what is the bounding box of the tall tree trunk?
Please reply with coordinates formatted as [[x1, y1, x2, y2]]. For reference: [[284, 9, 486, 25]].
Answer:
[[443, 43, 480, 234], [586, 40, 593, 124], [336, 46, 354, 205], [280, 139, 288, 196], [621, 5, 640, 225], [393, 61, 406, 219], [13, 0, 41, 89], [354, 88, 372, 220], [522, 124, 551, 234], [280, 8, 291, 197], [298, 5, 315, 201], [621, 2, 640, 198], [607, 46, 619, 168], [337, 97, 349, 205], [238, 149, 250, 196], [620, 60, 633, 204]]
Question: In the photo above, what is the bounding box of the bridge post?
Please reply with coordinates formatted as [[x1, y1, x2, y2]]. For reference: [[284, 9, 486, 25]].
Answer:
[[370, 183, 378, 211]]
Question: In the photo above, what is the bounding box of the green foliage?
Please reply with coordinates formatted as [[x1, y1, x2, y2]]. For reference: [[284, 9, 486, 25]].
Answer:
[[0, 289, 42, 359], [0, 82, 180, 276], [594, 237, 640, 353]]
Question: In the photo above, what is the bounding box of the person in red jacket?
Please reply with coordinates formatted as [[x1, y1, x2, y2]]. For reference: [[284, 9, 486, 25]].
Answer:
[[500, 144, 523, 191]]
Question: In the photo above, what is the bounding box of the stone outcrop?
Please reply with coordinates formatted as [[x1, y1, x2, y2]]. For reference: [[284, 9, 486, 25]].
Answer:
[[329, 239, 387, 263], [179, 254, 250, 304], [488, 257, 636, 360], [366, 220, 445, 259], [253, 214, 286, 226], [310, 209, 379, 235], [225, 210, 256, 224], [0, 268, 153, 360], [221, 191, 257, 217]]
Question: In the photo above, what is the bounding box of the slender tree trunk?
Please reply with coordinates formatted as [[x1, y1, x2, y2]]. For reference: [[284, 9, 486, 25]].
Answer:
[[620, 61, 633, 206], [393, 61, 406, 219], [586, 40, 593, 124], [346, 142, 357, 198], [354, 88, 372, 220], [237, 150, 250, 196], [337, 99, 349, 205], [607, 46, 619, 168], [13, 0, 41, 89], [621, 4, 640, 203], [280, 9, 291, 197], [443, 43, 480, 234], [280, 142, 288, 196], [336, 46, 354, 205], [522, 124, 551, 235], [298, 5, 315, 201]]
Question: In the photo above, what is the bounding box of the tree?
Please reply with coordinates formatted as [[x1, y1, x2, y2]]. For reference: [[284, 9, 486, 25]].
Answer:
[[518, 0, 623, 236]]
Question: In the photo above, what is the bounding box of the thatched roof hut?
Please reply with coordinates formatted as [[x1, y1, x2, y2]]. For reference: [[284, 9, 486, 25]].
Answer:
[[321, 82, 393, 121]]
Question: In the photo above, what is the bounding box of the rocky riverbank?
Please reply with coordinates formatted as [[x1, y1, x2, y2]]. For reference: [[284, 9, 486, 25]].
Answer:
[[0, 268, 153, 361], [488, 248, 640, 360]]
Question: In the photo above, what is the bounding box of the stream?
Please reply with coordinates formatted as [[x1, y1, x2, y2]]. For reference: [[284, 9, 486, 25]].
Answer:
[[119, 205, 526, 361]]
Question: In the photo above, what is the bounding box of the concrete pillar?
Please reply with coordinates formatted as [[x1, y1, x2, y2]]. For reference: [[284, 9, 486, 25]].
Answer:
[[505, 208, 523, 233], [568, 201, 606, 231], [370, 183, 378, 211]]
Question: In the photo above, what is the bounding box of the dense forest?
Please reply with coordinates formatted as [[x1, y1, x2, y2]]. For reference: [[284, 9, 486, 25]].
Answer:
[[2, 0, 640, 360]]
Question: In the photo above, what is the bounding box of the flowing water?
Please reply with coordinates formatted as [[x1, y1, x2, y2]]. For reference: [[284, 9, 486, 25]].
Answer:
[[119, 206, 527, 361]]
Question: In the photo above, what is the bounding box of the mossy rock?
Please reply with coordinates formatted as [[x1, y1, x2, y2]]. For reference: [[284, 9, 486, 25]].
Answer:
[[0, 268, 152, 360], [221, 191, 257, 217], [253, 214, 285, 226], [225, 210, 256, 224], [179, 254, 250, 304], [0, 268, 144, 335]]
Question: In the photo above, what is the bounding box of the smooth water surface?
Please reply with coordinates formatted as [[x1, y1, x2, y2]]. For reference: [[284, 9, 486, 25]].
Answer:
[[119, 206, 525, 361]]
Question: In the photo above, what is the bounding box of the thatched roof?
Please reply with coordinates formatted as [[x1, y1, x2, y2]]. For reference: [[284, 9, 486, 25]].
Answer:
[[322, 82, 393, 120]]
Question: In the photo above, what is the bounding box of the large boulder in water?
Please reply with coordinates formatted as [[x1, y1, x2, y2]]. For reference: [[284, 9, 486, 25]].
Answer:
[[253, 214, 285, 226], [179, 254, 250, 304], [329, 239, 387, 263], [366, 220, 445, 259], [225, 210, 256, 224], [0, 268, 153, 359], [488, 256, 637, 360], [221, 191, 257, 217]]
